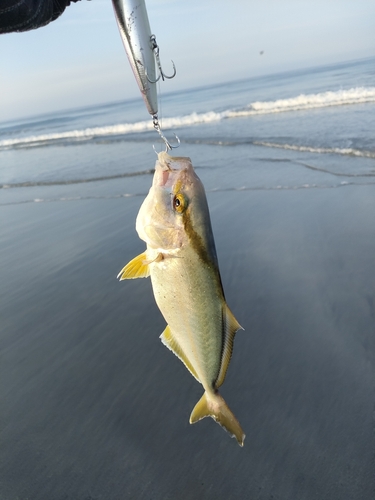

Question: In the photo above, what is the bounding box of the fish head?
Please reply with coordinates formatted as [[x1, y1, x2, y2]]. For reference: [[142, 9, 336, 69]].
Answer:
[[136, 152, 215, 256]]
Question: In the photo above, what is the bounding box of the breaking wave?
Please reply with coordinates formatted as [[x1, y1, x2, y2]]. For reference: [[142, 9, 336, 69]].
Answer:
[[253, 141, 375, 158], [1, 87, 374, 150], [227, 87, 375, 117], [0, 113, 222, 150]]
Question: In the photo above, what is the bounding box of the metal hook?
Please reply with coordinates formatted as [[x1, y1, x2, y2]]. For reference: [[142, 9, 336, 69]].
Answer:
[[152, 114, 180, 152], [146, 35, 176, 83]]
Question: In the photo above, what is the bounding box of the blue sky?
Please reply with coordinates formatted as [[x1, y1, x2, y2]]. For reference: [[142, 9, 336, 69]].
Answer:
[[1, 0, 374, 122]]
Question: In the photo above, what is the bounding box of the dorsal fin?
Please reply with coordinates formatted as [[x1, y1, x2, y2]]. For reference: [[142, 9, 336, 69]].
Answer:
[[117, 252, 150, 280], [160, 325, 200, 382], [215, 304, 243, 388]]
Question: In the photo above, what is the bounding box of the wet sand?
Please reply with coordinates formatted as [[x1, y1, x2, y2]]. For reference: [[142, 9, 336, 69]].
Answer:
[[1, 182, 374, 499]]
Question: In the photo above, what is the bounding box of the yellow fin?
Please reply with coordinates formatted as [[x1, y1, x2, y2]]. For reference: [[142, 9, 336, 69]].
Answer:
[[215, 304, 243, 388], [117, 252, 150, 280], [189, 391, 245, 447], [160, 325, 200, 382]]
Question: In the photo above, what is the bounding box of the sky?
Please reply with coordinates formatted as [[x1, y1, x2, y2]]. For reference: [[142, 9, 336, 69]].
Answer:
[[0, 0, 374, 122]]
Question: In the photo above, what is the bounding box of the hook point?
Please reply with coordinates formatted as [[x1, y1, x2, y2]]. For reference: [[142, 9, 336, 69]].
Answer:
[[146, 35, 177, 83]]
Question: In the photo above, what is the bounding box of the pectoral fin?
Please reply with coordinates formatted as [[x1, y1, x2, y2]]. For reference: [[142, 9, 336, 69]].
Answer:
[[160, 325, 200, 382], [190, 391, 245, 447], [215, 304, 243, 388], [117, 252, 150, 280]]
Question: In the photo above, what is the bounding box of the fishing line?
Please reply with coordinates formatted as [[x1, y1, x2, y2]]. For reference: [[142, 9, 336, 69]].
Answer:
[[156, 78, 164, 152], [151, 76, 180, 152]]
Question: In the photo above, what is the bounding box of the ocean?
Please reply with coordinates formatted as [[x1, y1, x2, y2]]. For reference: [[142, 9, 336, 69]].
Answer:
[[1, 57, 374, 500], [1, 57, 374, 203]]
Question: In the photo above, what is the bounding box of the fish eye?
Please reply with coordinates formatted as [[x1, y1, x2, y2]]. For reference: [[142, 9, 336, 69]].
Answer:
[[173, 193, 186, 213]]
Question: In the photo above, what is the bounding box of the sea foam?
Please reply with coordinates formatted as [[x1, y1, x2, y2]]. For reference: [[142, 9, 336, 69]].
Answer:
[[228, 87, 375, 117], [253, 141, 375, 159], [1, 87, 374, 150]]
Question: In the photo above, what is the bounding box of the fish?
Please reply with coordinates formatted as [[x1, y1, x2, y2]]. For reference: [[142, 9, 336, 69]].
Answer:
[[118, 152, 245, 446]]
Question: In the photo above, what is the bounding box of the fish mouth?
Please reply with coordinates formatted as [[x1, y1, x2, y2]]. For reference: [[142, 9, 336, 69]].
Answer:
[[155, 166, 175, 188], [155, 155, 176, 188], [160, 169, 171, 187], [157, 152, 174, 173], [155, 152, 192, 188]]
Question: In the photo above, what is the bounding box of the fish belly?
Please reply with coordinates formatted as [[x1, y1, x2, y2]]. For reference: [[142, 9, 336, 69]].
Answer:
[[150, 248, 224, 390]]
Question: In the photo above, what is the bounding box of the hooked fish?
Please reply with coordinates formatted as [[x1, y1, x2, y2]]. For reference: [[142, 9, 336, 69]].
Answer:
[[118, 152, 245, 446]]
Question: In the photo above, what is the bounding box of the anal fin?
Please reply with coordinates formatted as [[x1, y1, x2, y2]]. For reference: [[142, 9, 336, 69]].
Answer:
[[160, 325, 200, 382]]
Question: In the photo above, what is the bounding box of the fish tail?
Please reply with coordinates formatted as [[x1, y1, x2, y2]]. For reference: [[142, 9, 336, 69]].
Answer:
[[189, 391, 245, 447]]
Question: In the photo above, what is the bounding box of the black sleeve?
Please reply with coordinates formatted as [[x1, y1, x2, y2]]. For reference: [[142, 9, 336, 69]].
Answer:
[[0, 0, 81, 34]]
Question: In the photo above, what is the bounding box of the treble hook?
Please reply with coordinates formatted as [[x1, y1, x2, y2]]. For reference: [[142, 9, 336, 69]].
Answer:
[[146, 35, 176, 83], [152, 114, 180, 152]]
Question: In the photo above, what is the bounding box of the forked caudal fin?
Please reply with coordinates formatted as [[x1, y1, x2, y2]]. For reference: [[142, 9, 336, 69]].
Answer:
[[189, 391, 245, 447]]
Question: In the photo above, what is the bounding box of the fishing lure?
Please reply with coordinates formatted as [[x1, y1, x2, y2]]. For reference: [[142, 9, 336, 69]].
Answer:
[[112, 0, 177, 149]]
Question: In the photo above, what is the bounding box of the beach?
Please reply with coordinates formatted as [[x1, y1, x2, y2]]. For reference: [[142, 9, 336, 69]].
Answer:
[[1, 179, 374, 499], [1, 58, 375, 499]]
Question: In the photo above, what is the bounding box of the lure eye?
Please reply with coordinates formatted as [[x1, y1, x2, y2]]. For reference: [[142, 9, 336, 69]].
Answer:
[[173, 193, 186, 213]]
